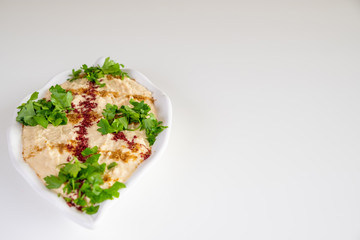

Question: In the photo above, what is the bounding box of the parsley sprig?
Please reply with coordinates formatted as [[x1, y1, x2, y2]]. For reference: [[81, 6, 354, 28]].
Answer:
[[97, 99, 167, 145], [16, 85, 73, 128], [44, 146, 126, 215], [68, 57, 129, 87]]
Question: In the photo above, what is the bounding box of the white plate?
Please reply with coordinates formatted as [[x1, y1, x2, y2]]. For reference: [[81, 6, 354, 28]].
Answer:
[[7, 57, 172, 229]]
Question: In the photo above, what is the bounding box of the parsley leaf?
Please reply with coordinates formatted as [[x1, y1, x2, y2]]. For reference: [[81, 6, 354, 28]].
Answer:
[[104, 181, 125, 198], [29, 91, 39, 101], [85, 154, 101, 165], [130, 98, 151, 117], [47, 110, 68, 126], [49, 84, 73, 110], [16, 98, 36, 126], [111, 117, 128, 133], [97, 118, 115, 135], [60, 157, 87, 178], [97, 99, 167, 145], [74, 196, 87, 207], [33, 116, 48, 128], [107, 162, 118, 170], [67, 57, 129, 87], [68, 69, 82, 82], [44, 174, 66, 189], [83, 205, 99, 215], [118, 105, 140, 122], [102, 104, 118, 122], [141, 113, 167, 146], [16, 85, 73, 128], [102, 57, 129, 79], [43, 146, 126, 215], [81, 64, 105, 87], [81, 146, 98, 156]]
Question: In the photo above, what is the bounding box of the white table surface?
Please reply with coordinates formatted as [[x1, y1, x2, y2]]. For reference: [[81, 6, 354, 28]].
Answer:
[[1, 0, 360, 239]]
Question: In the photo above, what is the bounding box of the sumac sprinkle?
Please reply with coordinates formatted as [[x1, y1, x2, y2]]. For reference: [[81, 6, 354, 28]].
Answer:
[[141, 149, 152, 160], [112, 132, 127, 142], [66, 199, 83, 211], [71, 82, 98, 162], [113, 132, 150, 160], [112, 132, 137, 150]]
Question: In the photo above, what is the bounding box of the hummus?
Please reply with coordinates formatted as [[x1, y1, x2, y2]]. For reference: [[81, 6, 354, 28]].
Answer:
[[22, 75, 156, 197]]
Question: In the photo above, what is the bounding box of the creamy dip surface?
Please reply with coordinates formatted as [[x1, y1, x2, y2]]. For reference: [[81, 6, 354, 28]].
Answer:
[[22, 75, 156, 197]]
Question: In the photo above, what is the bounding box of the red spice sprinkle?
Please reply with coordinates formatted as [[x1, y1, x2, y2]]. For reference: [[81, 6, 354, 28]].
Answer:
[[71, 103, 79, 114], [71, 82, 98, 162], [113, 132, 151, 160], [66, 199, 83, 211], [112, 132, 137, 150], [141, 149, 152, 160], [112, 132, 127, 142]]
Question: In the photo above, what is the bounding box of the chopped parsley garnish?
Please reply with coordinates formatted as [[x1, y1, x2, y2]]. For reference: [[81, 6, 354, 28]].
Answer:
[[44, 147, 125, 215], [68, 57, 129, 87], [16, 85, 73, 128], [107, 162, 118, 170], [97, 99, 167, 145]]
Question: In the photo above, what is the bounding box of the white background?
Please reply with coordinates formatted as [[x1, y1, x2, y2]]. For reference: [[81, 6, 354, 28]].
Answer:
[[1, 0, 360, 239]]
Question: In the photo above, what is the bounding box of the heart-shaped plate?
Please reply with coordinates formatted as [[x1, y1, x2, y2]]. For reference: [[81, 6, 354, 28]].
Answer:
[[7, 57, 172, 229]]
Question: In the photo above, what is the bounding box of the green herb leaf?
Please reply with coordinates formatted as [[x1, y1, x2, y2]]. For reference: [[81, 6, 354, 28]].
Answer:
[[68, 69, 82, 82], [33, 115, 48, 128], [29, 91, 39, 101], [60, 157, 87, 178], [102, 104, 118, 122], [111, 117, 128, 133], [16, 85, 73, 128], [44, 174, 66, 189], [87, 172, 104, 185], [47, 111, 68, 126], [49, 84, 73, 110], [16, 101, 36, 126], [130, 99, 151, 117], [97, 99, 167, 145], [97, 118, 115, 135], [83, 205, 99, 215], [85, 154, 101, 165], [142, 113, 167, 145], [102, 57, 129, 79], [118, 105, 140, 122], [44, 147, 126, 215], [107, 162, 118, 170], [81, 146, 98, 156], [67, 57, 129, 86], [105, 181, 126, 198], [74, 197, 87, 207]]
